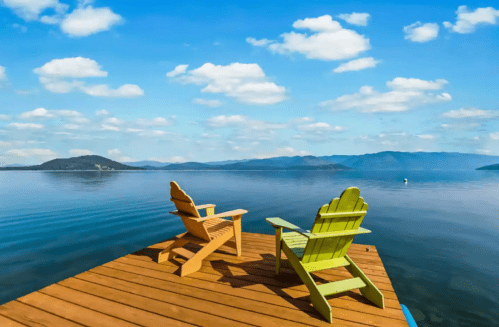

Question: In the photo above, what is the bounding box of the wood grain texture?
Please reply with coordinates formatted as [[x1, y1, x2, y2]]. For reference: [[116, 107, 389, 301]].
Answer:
[[1, 232, 407, 327]]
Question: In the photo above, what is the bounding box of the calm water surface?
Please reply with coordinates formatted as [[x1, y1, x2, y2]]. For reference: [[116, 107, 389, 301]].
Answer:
[[0, 170, 498, 326]]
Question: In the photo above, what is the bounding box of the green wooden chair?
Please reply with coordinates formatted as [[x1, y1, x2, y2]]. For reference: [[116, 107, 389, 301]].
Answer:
[[266, 187, 384, 323]]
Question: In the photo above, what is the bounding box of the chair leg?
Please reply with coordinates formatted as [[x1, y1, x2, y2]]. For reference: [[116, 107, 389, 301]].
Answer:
[[180, 231, 234, 277], [344, 254, 385, 308], [232, 215, 242, 256], [285, 246, 332, 323], [275, 227, 283, 275], [157, 233, 190, 264]]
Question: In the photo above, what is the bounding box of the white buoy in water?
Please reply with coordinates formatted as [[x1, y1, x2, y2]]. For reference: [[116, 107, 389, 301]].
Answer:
[[404, 178, 408, 183]]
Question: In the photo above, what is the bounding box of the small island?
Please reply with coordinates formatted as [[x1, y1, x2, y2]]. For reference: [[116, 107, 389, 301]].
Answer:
[[0, 155, 144, 171], [476, 164, 499, 170]]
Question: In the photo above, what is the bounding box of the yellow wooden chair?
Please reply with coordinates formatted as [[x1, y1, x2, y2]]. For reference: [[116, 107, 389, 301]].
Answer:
[[158, 181, 247, 276]]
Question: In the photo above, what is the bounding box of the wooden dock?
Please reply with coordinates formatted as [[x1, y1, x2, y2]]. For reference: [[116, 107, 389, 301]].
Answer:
[[0, 232, 408, 326]]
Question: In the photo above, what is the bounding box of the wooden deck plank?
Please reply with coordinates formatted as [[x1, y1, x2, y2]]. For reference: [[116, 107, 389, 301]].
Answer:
[[98, 259, 407, 326], [2, 232, 408, 327], [130, 242, 397, 297], [38, 283, 197, 327], [117, 254, 403, 315], [163, 244, 393, 286], [0, 300, 84, 327], [106, 258, 402, 311], [125, 253, 398, 298], [67, 271, 336, 327], [16, 292, 140, 327]]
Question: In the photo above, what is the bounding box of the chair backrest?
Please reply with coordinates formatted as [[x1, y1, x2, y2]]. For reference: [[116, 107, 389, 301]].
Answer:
[[301, 187, 368, 263], [170, 181, 211, 241]]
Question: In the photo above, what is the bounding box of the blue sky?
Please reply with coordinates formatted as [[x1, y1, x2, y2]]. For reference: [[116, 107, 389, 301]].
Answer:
[[0, 0, 498, 165]]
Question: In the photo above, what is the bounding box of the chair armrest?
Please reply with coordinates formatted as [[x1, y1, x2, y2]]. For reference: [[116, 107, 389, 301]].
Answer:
[[195, 204, 216, 210], [195, 209, 248, 222], [266, 217, 311, 238], [309, 227, 371, 239]]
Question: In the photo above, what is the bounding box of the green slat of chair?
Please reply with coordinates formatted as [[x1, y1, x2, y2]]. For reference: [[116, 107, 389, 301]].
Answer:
[[266, 187, 384, 323]]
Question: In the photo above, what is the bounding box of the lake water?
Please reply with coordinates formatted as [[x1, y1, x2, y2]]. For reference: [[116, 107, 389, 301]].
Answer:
[[0, 170, 498, 326]]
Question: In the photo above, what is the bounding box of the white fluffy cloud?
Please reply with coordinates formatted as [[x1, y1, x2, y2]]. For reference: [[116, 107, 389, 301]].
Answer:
[[404, 22, 439, 42], [169, 62, 286, 105], [1, 0, 68, 21], [0, 65, 6, 80], [19, 108, 82, 119], [333, 57, 380, 73], [247, 15, 370, 61], [60, 6, 123, 37], [336, 12, 370, 26], [8, 123, 44, 129], [101, 124, 119, 131], [34, 57, 107, 77], [0, 114, 11, 121], [442, 108, 499, 119], [193, 98, 222, 107], [321, 77, 452, 112], [166, 65, 188, 77], [205, 115, 249, 128], [20, 108, 54, 118], [443, 6, 499, 34], [80, 84, 144, 97], [2, 0, 122, 37], [490, 132, 499, 140], [417, 134, 434, 139], [69, 148, 92, 156], [387, 77, 448, 90], [245, 37, 273, 46], [34, 57, 143, 97], [298, 122, 346, 133]]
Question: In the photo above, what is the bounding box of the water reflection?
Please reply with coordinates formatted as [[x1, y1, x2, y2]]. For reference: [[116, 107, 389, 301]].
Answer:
[[41, 171, 123, 188]]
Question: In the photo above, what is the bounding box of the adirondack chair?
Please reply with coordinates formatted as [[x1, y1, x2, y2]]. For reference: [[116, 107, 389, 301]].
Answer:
[[158, 181, 247, 276], [266, 187, 384, 323]]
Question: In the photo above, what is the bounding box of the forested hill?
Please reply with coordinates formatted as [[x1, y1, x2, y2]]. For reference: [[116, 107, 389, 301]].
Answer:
[[0, 155, 144, 171]]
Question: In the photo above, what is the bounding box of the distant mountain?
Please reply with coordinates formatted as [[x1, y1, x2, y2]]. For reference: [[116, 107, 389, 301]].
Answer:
[[161, 162, 213, 170], [228, 155, 334, 168], [476, 164, 499, 170], [3, 163, 25, 168], [157, 152, 499, 171], [0, 155, 144, 171], [159, 159, 351, 171], [204, 159, 251, 166], [320, 151, 499, 170], [3, 151, 496, 172], [121, 160, 169, 168]]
